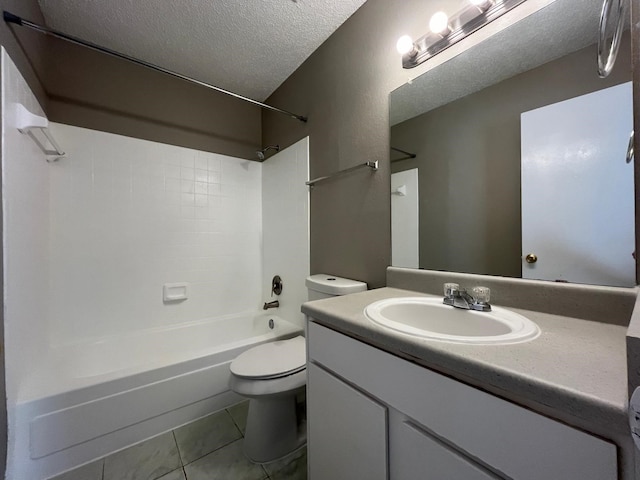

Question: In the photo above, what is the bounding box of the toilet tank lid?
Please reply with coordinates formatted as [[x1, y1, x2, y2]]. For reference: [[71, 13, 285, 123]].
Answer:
[[306, 274, 367, 296]]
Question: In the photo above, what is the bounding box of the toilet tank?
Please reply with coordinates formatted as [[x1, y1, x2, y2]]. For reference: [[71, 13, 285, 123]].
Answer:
[[306, 274, 367, 301]]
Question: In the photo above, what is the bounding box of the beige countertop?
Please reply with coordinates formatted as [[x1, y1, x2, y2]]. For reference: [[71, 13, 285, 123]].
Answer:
[[302, 286, 630, 444]]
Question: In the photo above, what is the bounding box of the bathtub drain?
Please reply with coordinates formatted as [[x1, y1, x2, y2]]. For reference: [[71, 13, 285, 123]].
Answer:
[[268, 318, 274, 329]]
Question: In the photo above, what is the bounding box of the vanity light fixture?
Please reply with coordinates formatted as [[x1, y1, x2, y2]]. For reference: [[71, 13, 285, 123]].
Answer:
[[429, 11, 451, 36], [470, 0, 495, 12], [397, 0, 526, 69], [396, 35, 418, 57]]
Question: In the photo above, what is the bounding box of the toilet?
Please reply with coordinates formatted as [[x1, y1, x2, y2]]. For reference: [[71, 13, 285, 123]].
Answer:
[[229, 274, 367, 463]]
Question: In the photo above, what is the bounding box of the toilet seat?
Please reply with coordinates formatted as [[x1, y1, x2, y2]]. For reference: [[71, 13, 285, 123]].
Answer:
[[229, 368, 306, 398], [230, 335, 306, 380]]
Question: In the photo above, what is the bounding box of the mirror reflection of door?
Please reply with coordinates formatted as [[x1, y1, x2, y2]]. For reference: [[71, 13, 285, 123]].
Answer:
[[521, 82, 634, 287], [389, 0, 633, 287], [392, 169, 419, 268]]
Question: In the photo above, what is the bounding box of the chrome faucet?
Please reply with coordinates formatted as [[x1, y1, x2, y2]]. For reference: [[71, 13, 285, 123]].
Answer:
[[263, 300, 279, 310], [443, 283, 491, 312]]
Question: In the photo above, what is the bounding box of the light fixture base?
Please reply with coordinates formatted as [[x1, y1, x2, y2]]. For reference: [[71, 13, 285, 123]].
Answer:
[[401, 0, 526, 69]]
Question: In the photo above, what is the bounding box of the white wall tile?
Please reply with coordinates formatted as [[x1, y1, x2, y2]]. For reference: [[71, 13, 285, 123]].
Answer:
[[261, 138, 310, 328], [47, 124, 263, 345], [1, 49, 50, 404]]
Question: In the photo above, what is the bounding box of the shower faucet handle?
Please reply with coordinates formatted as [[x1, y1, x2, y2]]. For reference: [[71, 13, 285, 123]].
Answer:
[[271, 275, 283, 296]]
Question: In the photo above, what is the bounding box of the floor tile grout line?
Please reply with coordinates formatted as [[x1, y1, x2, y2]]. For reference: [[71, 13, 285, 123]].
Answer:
[[225, 406, 246, 437], [179, 436, 245, 469], [172, 430, 185, 467], [55, 406, 259, 480]]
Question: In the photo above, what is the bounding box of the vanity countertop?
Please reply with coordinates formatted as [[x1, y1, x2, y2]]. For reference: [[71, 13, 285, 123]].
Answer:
[[302, 286, 630, 444]]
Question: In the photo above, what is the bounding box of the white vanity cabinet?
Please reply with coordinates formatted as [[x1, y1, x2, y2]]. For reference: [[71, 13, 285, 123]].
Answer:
[[306, 320, 618, 480]]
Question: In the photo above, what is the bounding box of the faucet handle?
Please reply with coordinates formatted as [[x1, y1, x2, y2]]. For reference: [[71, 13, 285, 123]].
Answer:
[[444, 283, 460, 298], [471, 286, 491, 304]]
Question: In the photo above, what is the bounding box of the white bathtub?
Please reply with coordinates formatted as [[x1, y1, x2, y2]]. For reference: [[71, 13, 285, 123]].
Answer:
[[8, 312, 302, 480]]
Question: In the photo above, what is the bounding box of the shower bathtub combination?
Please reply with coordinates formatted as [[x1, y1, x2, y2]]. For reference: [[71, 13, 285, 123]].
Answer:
[[8, 313, 302, 480]]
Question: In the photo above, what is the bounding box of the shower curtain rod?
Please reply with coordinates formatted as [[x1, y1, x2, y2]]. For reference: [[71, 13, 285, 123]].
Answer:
[[3, 11, 308, 123]]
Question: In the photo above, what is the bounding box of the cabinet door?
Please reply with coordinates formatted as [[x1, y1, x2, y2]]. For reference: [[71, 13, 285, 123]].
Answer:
[[390, 415, 502, 480], [308, 321, 617, 480], [308, 363, 388, 480]]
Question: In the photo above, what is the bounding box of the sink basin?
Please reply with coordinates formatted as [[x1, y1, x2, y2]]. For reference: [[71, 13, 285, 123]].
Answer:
[[364, 297, 540, 345]]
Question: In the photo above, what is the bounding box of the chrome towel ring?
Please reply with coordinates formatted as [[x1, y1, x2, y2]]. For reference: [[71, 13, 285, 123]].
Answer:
[[597, 0, 626, 78]]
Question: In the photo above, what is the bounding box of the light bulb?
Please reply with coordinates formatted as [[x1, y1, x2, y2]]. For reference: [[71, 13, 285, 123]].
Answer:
[[396, 35, 416, 55], [429, 11, 451, 35], [470, 0, 493, 11]]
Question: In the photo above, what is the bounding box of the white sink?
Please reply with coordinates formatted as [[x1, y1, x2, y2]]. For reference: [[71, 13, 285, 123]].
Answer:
[[364, 297, 540, 345]]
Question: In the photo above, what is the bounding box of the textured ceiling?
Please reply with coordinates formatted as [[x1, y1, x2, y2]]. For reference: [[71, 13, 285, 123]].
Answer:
[[390, 0, 604, 125], [37, 0, 368, 101]]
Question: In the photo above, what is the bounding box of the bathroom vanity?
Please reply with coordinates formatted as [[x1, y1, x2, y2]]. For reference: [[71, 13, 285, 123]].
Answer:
[[303, 268, 637, 480]]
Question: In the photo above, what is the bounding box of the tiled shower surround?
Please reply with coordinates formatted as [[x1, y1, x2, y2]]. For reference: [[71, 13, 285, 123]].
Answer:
[[47, 123, 264, 344], [3, 49, 310, 478], [50, 402, 307, 480]]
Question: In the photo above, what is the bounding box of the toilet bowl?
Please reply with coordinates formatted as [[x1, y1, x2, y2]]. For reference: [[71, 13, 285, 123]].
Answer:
[[229, 336, 306, 463], [229, 274, 367, 463]]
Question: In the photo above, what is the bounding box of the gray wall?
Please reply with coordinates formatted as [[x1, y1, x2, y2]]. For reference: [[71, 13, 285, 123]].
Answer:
[[263, 0, 640, 289], [44, 38, 262, 159], [262, 0, 437, 288], [1, 2, 262, 159], [391, 38, 631, 278], [0, 0, 48, 107]]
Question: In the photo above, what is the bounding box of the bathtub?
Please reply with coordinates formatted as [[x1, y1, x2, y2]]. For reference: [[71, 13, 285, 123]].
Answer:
[[8, 312, 302, 480]]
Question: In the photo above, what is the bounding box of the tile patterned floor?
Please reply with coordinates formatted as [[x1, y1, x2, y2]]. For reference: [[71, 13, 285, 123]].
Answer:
[[50, 401, 307, 480]]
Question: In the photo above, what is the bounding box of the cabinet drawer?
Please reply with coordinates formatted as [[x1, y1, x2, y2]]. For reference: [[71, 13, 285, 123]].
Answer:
[[308, 321, 617, 480]]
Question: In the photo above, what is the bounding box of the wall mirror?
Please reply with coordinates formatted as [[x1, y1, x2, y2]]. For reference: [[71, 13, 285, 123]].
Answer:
[[389, 0, 635, 287]]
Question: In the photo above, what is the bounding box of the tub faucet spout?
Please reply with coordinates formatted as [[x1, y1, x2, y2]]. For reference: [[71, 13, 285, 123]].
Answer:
[[263, 300, 279, 310]]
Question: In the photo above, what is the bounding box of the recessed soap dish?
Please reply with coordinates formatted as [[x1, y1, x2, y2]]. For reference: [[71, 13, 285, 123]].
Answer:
[[163, 283, 189, 302]]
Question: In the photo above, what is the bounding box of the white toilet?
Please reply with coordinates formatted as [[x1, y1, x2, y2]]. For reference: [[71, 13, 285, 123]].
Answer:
[[229, 274, 367, 463]]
